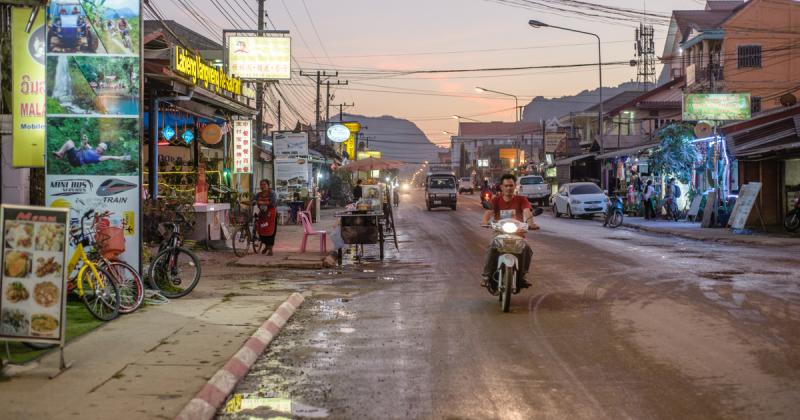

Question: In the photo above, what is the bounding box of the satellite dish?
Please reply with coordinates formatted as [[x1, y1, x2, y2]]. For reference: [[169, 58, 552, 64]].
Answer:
[[780, 93, 797, 107], [694, 122, 713, 138]]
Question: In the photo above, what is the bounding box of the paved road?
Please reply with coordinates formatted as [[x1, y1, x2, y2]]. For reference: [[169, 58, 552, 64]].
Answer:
[[220, 189, 800, 419]]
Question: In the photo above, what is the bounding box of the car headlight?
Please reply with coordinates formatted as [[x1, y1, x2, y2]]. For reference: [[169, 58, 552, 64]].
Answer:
[[450, 193, 456, 198], [501, 222, 518, 233], [570, 198, 581, 205]]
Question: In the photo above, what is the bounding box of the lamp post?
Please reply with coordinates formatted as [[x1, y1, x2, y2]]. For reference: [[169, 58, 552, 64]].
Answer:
[[475, 87, 519, 122], [528, 20, 603, 156]]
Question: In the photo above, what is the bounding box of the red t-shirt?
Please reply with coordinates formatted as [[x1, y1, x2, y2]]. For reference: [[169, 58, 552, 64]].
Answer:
[[492, 195, 531, 222]]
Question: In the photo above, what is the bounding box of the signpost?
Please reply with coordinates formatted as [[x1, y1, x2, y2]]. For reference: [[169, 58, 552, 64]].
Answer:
[[728, 182, 765, 231], [0, 205, 70, 375]]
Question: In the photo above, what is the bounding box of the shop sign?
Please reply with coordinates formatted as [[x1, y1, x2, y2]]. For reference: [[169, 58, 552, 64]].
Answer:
[[357, 151, 382, 160], [201, 124, 223, 145], [233, 120, 252, 173], [228, 36, 291, 80], [326, 124, 350, 143], [683, 93, 751, 121], [342, 122, 361, 160], [273, 132, 309, 157], [12, 7, 46, 167], [477, 159, 489, 168], [275, 158, 310, 200], [545, 133, 566, 154], [45, 1, 143, 271], [0, 205, 69, 345], [173, 46, 243, 96]]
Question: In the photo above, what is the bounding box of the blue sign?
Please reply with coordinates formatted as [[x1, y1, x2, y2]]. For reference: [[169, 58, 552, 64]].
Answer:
[[162, 125, 175, 141], [182, 129, 194, 145]]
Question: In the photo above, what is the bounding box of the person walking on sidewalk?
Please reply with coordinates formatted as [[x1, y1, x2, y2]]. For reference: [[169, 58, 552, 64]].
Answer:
[[643, 180, 656, 219], [254, 179, 278, 255]]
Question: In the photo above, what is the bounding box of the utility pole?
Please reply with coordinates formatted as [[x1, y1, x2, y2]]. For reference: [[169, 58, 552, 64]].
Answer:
[[300, 70, 338, 145], [333, 102, 355, 121], [325, 80, 349, 124], [256, 0, 265, 196]]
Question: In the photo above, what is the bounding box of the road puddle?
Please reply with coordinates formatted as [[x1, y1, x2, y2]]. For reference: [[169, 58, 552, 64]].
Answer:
[[222, 393, 329, 418]]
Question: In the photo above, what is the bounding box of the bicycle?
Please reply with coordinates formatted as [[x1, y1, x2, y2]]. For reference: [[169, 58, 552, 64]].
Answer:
[[232, 208, 260, 257], [147, 211, 201, 298], [91, 212, 144, 314], [68, 210, 122, 321]]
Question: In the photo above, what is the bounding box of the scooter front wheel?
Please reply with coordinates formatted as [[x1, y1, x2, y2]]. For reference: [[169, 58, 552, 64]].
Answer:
[[608, 211, 624, 228], [500, 266, 514, 313]]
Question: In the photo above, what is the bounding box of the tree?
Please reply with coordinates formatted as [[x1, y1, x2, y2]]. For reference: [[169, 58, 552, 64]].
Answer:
[[648, 123, 698, 185]]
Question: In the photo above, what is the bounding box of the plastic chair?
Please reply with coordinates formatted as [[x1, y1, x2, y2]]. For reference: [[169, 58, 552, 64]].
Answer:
[[299, 212, 327, 253], [300, 199, 314, 221]]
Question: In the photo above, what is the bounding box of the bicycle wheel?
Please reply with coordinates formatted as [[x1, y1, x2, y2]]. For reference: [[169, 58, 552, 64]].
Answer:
[[103, 261, 144, 314], [232, 225, 252, 257], [148, 247, 201, 298], [79, 266, 121, 321]]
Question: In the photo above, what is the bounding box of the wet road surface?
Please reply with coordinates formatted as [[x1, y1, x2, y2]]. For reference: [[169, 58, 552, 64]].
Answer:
[[219, 189, 800, 419]]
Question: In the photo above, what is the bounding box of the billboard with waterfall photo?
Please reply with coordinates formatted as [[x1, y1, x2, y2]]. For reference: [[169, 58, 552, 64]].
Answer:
[[46, 55, 139, 116], [47, 0, 140, 55]]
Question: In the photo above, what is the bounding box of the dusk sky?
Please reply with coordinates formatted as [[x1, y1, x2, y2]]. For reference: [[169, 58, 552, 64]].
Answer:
[[152, 0, 708, 146]]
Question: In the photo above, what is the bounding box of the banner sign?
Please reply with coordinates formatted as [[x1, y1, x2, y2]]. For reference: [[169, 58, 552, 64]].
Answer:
[[0, 205, 69, 344], [46, 0, 143, 270], [683, 93, 751, 121], [228, 36, 291, 80], [12, 7, 46, 167], [173, 46, 243, 96], [275, 158, 310, 200], [233, 120, 253, 174], [273, 132, 309, 157], [545, 133, 566, 154]]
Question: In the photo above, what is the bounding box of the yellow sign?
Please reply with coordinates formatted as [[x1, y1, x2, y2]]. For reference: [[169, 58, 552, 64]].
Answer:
[[123, 211, 136, 236], [228, 36, 291, 80], [357, 151, 382, 160], [342, 122, 361, 160], [12, 7, 45, 167], [173, 46, 242, 96]]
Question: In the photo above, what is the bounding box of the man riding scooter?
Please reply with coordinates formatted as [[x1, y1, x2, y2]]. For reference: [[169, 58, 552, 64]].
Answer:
[[480, 174, 539, 289]]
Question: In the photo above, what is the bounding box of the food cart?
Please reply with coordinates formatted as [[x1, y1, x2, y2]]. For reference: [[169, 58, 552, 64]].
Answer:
[[335, 183, 398, 263]]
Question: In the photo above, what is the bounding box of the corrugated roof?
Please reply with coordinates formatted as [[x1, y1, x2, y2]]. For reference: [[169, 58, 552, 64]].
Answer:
[[705, 1, 744, 11], [673, 10, 735, 42], [458, 121, 540, 136], [144, 20, 222, 51], [582, 91, 645, 114]]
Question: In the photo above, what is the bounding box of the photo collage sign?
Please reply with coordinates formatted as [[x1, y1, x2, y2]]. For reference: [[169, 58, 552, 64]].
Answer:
[[45, 1, 142, 269]]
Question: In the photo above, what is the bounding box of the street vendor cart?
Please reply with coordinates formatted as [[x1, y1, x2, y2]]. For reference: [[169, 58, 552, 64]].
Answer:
[[336, 210, 385, 262]]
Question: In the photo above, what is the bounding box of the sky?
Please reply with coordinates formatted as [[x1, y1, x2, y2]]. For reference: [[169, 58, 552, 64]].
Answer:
[[151, 0, 710, 147]]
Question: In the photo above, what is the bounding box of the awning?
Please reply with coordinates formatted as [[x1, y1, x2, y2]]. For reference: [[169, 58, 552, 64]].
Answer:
[[595, 142, 660, 159], [554, 153, 595, 166], [723, 106, 800, 158]]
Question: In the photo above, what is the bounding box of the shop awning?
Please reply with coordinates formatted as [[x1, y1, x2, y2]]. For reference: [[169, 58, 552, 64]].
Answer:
[[554, 153, 595, 166], [594, 142, 660, 159], [722, 105, 800, 159]]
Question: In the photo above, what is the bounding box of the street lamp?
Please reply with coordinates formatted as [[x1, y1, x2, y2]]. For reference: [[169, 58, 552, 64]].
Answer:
[[528, 19, 603, 156], [475, 87, 519, 122]]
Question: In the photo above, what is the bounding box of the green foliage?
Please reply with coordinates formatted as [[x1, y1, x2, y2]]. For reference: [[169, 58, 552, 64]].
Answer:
[[69, 64, 96, 110], [46, 117, 140, 176], [47, 97, 68, 114], [649, 123, 698, 185]]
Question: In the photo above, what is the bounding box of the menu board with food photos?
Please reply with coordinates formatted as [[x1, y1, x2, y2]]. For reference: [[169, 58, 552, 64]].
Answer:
[[0, 205, 69, 344]]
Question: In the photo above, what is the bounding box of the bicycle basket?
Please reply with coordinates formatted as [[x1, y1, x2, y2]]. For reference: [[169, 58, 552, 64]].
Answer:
[[96, 226, 126, 259]]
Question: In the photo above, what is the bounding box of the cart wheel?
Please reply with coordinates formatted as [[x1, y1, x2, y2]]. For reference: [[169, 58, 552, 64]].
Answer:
[[337, 248, 343, 265]]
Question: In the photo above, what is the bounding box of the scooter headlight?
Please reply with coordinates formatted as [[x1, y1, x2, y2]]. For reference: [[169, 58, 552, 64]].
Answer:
[[501, 222, 518, 234]]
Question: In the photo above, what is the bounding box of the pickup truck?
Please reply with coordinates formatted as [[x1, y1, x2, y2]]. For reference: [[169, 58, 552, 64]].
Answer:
[[458, 177, 474, 194], [517, 175, 549, 207]]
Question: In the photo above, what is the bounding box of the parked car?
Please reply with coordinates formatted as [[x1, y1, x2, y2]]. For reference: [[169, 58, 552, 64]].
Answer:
[[458, 177, 474, 194], [426, 173, 458, 210], [552, 182, 608, 218], [517, 175, 549, 206]]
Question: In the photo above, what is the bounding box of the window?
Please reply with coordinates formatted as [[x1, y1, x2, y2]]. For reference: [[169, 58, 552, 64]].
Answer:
[[751, 96, 762, 114], [570, 184, 603, 195], [520, 176, 544, 185], [737, 45, 762, 68]]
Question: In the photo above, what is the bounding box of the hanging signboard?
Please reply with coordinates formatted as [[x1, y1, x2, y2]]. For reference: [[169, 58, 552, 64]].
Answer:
[[12, 7, 46, 167], [544, 133, 565, 154], [233, 120, 253, 173], [357, 151, 382, 160], [326, 123, 350, 143], [683, 93, 751, 121], [45, 0, 143, 271], [228, 36, 291, 80], [273, 132, 309, 157], [0, 205, 69, 345], [342, 122, 361, 160], [728, 182, 762, 230]]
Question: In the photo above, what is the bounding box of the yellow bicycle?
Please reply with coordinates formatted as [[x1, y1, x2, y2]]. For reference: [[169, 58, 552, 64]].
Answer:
[[67, 210, 120, 321]]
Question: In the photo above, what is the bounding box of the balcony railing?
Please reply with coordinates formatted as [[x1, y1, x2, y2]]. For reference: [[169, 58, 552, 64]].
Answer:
[[695, 64, 723, 84]]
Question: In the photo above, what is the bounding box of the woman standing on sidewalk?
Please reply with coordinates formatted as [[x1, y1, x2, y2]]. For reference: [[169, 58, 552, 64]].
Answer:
[[255, 179, 278, 255], [643, 180, 656, 219]]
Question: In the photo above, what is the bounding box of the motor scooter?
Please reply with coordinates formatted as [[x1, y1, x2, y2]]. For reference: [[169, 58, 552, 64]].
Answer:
[[603, 194, 624, 228], [784, 194, 800, 232], [480, 190, 492, 207]]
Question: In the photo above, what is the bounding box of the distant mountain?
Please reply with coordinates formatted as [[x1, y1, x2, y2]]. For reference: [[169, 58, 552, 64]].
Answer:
[[104, 8, 137, 19], [522, 81, 641, 123], [335, 113, 441, 171]]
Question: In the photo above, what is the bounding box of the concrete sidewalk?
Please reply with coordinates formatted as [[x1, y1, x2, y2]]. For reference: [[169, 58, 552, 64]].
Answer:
[[621, 216, 800, 246], [0, 209, 346, 419]]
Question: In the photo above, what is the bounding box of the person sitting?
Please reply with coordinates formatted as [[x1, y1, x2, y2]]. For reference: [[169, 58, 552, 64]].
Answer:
[[52, 134, 130, 167]]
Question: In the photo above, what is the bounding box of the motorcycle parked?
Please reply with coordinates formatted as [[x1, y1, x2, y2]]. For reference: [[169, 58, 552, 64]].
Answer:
[[662, 196, 680, 221], [784, 194, 800, 232], [603, 194, 624, 228]]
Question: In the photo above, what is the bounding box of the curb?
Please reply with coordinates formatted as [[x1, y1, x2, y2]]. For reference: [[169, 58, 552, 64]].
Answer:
[[621, 222, 794, 247], [175, 292, 305, 420]]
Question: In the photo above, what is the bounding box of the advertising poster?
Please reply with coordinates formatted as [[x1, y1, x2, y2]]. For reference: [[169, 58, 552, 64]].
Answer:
[[683, 93, 751, 121], [545, 133, 566, 154], [275, 158, 310, 200], [273, 132, 309, 157], [46, 0, 142, 270], [12, 7, 46, 167], [233, 120, 252, 174], [0, 205, 69, 344], [228, 36, 291, 80]]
